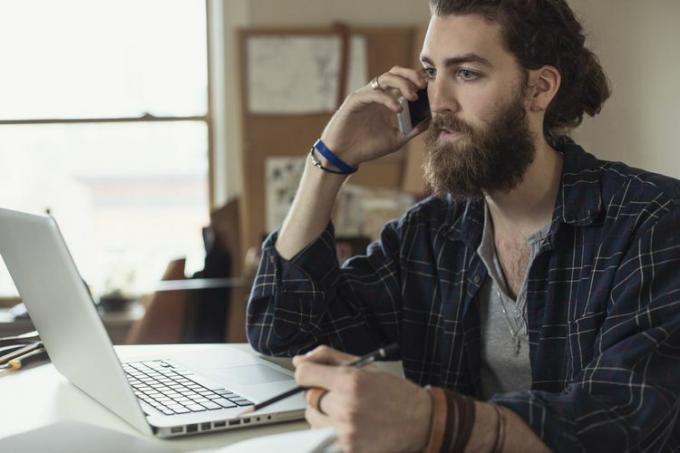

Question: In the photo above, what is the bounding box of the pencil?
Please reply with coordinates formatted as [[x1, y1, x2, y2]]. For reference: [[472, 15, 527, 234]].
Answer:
[[239, 343, 399, 416], [0, 341, 42, 365], [0, 347, 48, 370]]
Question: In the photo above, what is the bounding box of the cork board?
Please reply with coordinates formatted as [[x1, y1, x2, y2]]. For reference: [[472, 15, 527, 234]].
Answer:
[[238, 26, 418, 254]]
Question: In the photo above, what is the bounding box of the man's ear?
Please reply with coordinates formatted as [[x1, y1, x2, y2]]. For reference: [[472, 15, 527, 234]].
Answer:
[[527, 66, 561, 113]]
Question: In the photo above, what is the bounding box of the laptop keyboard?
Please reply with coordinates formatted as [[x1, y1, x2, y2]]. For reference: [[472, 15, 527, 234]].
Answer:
[[123, 360, 253, 416]]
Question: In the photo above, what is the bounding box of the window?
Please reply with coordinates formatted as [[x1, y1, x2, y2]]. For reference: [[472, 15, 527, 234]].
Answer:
[[0, 0, 211, 298]]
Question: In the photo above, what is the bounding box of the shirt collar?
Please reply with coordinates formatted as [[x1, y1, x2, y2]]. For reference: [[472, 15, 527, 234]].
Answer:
[[447, 136, 604, 249], [552, 136, 604, 226]]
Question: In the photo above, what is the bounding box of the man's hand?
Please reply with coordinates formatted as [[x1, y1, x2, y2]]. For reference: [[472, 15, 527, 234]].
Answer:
[[293, 345, 432, 452], [319, 66, 429, 167]]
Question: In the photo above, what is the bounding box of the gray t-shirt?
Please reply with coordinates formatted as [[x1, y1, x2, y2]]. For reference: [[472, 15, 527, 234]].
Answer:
[[476, 205, 550, 400]]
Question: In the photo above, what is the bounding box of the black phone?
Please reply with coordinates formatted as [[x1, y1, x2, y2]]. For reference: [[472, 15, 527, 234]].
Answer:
[[397, 89, 431, 135]]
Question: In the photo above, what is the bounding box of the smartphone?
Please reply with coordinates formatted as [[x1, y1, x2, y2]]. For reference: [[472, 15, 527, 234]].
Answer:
[[397, 89, 431, 135]]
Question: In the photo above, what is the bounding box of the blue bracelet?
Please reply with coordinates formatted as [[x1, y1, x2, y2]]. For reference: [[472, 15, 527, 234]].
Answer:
[[313, 139, 358, 175]]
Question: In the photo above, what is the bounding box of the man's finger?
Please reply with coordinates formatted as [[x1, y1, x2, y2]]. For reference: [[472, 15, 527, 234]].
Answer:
[[305, 406, 334, 428], [293, 345, 358, 367], [308, 389, 346, 419], [386, 65, 428, 89], [295, 360, 356, 390], [305, 387, 328, 413]]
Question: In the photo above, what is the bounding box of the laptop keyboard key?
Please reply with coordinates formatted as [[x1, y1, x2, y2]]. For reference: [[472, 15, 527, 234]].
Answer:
[[186, 404, 206, 412], [125, 360, 250, 415], [200, 401, 221, 410], [214, 398, 237, 408]]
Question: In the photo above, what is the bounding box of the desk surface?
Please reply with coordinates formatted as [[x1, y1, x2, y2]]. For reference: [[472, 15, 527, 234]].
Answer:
[[0, 344, 311, 452]]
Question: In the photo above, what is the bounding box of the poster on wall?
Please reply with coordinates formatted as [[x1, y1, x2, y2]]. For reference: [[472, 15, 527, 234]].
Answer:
[[265, 156, 306, 232], [247, 35, 367, 114]]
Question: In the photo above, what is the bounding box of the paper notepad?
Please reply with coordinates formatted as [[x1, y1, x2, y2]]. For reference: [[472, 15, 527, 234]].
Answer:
[[196, 428, 338, 453]]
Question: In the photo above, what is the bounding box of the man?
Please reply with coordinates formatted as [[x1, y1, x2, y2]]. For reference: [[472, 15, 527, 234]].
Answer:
[[247, 0, 680, 451]]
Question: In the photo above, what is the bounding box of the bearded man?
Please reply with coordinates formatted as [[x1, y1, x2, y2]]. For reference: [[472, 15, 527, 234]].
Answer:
[[246, 0, 680, 451]]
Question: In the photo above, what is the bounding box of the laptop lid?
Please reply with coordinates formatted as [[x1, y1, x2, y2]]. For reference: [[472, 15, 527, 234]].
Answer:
[[0, 208, 151, 435]]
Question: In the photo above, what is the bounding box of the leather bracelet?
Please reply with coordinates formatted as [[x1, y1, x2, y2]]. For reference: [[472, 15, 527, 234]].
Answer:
[[440, 390, 475, 453], [309, 147, 351, 175], [312, 139, 358, 174], [424, 386, 447, 453], [454, 394, 475, 452], [441, 388, 459, 452], [491, 405, 506, 453]]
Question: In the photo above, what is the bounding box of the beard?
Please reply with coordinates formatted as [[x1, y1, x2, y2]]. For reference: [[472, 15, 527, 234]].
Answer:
[[422, 92, 536, 201]]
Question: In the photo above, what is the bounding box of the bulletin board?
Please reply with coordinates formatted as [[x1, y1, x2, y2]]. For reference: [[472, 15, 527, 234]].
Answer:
[[237, 25, 423, 254]]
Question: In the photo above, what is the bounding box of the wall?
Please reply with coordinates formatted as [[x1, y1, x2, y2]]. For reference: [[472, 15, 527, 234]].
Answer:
[[569, 0, 680, 177], [212, 0, 250, 206], [216, 0, 680, 203], [215, 0, 431, 203], [247, 0, 430, 26]]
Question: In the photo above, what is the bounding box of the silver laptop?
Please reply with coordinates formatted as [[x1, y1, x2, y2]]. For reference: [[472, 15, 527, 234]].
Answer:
[[0, 207, 305, 438]]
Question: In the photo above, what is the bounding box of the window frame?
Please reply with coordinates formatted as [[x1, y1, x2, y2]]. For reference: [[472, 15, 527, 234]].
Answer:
[[0, 0, 215, 208]]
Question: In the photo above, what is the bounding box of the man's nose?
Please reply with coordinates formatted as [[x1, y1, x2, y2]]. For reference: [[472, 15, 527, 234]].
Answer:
[[427, 79, 460, 114]]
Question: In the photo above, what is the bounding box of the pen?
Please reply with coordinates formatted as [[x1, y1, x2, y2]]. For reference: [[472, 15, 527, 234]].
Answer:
[[0, 341, 42, 365], [0, 347, 48, 371], [0, 330, 40, 348], [0, 344, 31, 356], [239, 343, 399, 415]]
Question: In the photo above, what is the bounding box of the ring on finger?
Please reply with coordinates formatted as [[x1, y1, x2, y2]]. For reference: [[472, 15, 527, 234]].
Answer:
[[369, 75, 384, 91], [306, 387, 329, 416]]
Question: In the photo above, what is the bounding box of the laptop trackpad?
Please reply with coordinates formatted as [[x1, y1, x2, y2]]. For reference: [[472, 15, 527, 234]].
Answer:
[[220, 364, 292, 385]]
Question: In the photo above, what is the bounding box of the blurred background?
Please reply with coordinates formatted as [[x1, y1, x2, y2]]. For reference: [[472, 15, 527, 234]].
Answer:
[[0, 0, 678, 344]]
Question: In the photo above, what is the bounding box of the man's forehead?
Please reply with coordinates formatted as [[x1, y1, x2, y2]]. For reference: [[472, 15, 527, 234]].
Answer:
[[420, 13, 508, 65]]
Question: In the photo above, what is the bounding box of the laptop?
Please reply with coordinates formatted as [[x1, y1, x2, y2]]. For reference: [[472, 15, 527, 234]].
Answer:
[[0, 207, 306, 438]]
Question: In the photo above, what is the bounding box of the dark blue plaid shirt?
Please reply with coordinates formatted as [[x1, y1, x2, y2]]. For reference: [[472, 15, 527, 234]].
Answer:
[[247, 138, 680, 452]]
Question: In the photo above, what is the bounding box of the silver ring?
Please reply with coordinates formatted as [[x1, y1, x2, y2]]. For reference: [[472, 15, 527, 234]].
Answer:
[[370, 76, 384, 91]]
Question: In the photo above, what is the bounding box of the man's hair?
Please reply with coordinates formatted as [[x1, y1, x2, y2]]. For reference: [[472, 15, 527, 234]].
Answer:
[[430, 0, 611, 140]]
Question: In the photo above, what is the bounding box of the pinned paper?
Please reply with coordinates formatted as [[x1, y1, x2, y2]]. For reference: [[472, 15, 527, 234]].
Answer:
[[247, 36, 367, 114]]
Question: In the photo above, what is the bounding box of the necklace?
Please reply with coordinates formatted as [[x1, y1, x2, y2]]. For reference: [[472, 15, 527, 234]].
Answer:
[[496, 288, 526, 356]]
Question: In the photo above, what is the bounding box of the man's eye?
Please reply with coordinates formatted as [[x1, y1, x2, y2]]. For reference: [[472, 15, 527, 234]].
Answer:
[[423, 67, 436, 80], [458, 69, 480, 81]]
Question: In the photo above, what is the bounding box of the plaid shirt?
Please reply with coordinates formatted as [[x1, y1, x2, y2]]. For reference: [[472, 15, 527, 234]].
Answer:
[[247, 138, 680, 452]]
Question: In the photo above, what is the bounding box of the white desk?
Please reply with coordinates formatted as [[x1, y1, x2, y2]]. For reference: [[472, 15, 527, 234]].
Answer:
[[0, 344, 310, 452]]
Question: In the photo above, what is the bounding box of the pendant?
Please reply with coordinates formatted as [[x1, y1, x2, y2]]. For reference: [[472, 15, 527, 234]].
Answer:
[[513, 335, 521, 356]]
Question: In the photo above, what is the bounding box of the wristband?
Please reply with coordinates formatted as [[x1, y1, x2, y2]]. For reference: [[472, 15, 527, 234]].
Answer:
[[313, 139, 358, 174], [309, 148, 350, 175], [424, 386, 447, 453], [491, 405, 506, 453]]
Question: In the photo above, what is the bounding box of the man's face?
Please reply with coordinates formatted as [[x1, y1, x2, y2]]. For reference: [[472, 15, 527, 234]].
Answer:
[[420, 14, 536, 199]]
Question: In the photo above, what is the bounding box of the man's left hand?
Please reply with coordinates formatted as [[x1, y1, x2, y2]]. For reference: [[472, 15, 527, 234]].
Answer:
[[293, 345, 432, 452]]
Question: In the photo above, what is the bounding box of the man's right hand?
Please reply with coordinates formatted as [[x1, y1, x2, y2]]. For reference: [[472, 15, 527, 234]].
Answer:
[[319, 66, 429, 167]]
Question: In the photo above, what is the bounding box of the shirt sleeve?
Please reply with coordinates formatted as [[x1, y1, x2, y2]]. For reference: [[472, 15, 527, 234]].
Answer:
[[490, 205, 680, 452], [246, 221, 404, 357]]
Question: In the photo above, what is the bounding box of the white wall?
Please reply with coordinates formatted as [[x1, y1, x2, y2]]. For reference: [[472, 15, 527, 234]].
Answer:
[[211, 0, 250, 206], [570, 0, 680, 177], [247, 0, 430, 26], [215, 1, 680, 202]]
